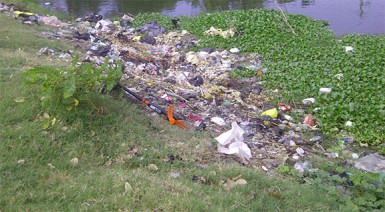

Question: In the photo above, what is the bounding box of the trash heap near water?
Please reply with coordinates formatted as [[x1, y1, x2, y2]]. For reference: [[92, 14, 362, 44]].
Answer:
[[2, 3, 377, 173], [75, 17, 321, 169]]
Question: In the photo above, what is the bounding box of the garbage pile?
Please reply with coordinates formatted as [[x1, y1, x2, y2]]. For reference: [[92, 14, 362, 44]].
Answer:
[[0, 4, 355, 170], [80, 18, 328, 169], [70, 16, 328, 169]]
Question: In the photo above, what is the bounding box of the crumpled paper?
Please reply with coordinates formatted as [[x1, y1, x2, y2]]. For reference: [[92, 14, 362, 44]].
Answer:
[[204, 27, 235, 39], [215, 122, 252, 161]]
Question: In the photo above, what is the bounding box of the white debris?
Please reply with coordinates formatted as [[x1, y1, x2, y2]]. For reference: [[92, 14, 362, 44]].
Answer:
[[294, 161, 317, 173], [325, 152, 339, 158], [70, 158, 79, 166], [197, 51, 209, 60], [335, 73, 343, 80], [292, 155, 300, 160], [351, 153, 359, 159], [185, 51, 199, 65], [284, 114, 293, 121], [229, 48, 240, 53], [345, 121, 353, 127], [345, 46, 354, 53], [215, 122, 252, 161], [296, 147, 305, 156], [354, 154, 385, 173], [95, 19, 113, 32], [302, 98, 316, 104], [319, 88, 332, 93], [211, 117, 226, 126]]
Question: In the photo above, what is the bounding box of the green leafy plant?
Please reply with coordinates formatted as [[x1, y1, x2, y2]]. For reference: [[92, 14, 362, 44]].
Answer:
[[379, 147, 385, 156], [23, 55, 122, 111], [132, 12, 174, 29]]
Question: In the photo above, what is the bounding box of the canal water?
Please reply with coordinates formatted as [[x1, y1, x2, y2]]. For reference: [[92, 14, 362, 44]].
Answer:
[[39, 0, 385, 36]]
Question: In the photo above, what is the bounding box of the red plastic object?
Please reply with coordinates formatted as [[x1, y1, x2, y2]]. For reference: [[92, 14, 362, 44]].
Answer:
[[278, 102, 292, 111], [187, 113, 203, 122]]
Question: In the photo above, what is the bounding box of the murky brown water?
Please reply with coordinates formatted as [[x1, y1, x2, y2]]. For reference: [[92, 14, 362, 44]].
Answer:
[[40, 0, 385, 36]]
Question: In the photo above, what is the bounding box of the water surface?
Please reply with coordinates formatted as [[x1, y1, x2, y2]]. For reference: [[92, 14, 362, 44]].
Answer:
[[40, 0, 385, 36]]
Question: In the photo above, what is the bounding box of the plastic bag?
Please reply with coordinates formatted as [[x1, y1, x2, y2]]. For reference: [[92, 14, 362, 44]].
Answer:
[[215, 122, 252, 161]]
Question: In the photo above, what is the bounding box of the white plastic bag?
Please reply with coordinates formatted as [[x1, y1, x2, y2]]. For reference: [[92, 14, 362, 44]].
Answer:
[[215, 122, 252, 161]]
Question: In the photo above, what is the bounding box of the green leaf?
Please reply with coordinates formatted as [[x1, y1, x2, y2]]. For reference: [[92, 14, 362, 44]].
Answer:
[[277, 164, 290, 174], [354, 197, 368, 206], [374, 200, 385, 207], [106, 81, 115, 91], [336, 166, 346, 174], [42, 119, 50, 129], [22, 66, 60, 84], [63, 76, 76, 99]]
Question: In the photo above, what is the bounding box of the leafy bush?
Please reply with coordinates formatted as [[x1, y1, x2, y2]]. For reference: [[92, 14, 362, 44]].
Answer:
[[178, 9, 385, 144], [23, 55, 122, 111]]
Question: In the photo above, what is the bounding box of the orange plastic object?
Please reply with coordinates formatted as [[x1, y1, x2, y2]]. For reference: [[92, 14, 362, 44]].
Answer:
[[167, 105, 186, 128]]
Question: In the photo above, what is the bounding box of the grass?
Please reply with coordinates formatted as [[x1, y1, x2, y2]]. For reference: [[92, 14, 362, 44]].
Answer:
[[0, 10, 344, 211], [0, 11, 70, 68], [0, 67, 340, 211]]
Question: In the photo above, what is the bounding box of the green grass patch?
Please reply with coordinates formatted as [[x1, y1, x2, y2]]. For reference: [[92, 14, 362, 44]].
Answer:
[[0, 13, 71, 68], [1, 69, 342, 211]]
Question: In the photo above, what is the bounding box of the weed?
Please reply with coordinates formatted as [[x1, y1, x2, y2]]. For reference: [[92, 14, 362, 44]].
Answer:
[[23, 55, 122, 112]]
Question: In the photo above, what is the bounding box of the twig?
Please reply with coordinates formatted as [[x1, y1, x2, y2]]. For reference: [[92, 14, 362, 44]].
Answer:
[[129, 75, 196, 109], [274, 0, 297, 36], [164, 88, 194, 108]]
